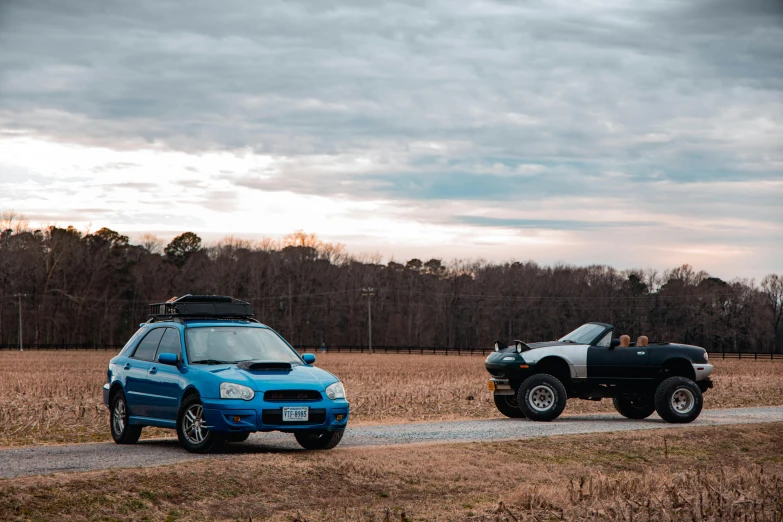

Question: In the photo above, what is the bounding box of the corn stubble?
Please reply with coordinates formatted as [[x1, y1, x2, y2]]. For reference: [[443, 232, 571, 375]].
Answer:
[[1, 351, 782, 446], [287, 465, 783, 522]]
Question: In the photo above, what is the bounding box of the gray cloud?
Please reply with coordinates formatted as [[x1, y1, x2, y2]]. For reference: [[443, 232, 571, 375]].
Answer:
[[2, 1, 781, 159], [457, 216, 660, 230], [0, 0, 781, 275]]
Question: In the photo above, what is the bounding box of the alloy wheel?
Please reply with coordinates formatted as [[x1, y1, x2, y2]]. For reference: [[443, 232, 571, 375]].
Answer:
[[182, 404, 208, 444], [112, 399, 126, 434]]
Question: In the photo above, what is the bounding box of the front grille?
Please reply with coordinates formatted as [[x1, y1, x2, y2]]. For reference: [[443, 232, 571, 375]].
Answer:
[[262, 408, 326, 425], [264, 390, 322, 401], [488, 368, 505, 377]]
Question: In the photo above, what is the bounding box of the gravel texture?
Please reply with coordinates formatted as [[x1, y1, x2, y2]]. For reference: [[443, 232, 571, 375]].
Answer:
[[2, 406, 782, 480]]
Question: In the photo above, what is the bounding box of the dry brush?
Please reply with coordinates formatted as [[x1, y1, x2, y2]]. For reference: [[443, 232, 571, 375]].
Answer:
[[1, 351, 782, 446]]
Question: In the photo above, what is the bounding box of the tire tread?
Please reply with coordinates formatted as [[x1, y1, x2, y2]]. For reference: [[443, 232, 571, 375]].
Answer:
[[176, 395, 224, 453], [517, 374, 567, 422], [612, 394, 655, 420], [110, 392, 142, 445], [654, 376, 703, 424], [493, 394, 525, 418]]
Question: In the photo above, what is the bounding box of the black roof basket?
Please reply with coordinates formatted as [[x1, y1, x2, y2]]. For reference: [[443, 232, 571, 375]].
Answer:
[[149, 295, 253, 319]]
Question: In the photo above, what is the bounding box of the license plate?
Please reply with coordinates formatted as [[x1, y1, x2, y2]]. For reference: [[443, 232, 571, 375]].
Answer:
[[488, 381, 496, 391], [282, 407, 309, 422]]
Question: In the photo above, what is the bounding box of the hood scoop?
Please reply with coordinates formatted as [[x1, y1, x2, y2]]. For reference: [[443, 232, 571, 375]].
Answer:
[[236, 361, 292, 371]]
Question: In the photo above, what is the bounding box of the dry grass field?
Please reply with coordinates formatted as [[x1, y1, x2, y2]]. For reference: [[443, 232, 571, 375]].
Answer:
[[1, 350, 782, 447], [1, 422, 782, 521]]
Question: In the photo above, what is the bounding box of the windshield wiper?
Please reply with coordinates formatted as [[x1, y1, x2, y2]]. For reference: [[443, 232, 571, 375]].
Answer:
[[560, 339, 577, 344], [190, 359, 233, 365]]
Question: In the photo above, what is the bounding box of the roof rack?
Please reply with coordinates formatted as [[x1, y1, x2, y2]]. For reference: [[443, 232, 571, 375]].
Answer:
[[149, 294, 253, 319]]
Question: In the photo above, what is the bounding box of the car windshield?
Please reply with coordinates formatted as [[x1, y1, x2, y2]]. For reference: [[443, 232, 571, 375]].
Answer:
[[185, 326, 302, 365], [558, 323, 607, 345]]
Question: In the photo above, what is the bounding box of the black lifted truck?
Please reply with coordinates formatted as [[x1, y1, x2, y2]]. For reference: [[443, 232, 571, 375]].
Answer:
[[485, 322, 713, 423]]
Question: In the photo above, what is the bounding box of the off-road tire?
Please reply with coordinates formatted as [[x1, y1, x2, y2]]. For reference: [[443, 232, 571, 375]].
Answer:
[[654, 376, 703, 424], [518, 374, 567, 422], [226, 432, 251, 443], [110, 391, 142, 444], [176, 395, 225, 453], [612, 394, 655, 419], [294, 430, 344, 450], [493, 393, 526, 418]]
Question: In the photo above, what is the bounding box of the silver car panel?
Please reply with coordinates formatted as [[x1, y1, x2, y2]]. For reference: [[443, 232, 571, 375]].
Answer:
[[523, 344, 590, 379]]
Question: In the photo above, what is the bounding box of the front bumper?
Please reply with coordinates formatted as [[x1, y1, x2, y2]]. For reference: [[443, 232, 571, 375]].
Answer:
[[486, 352, 534, 393], [103, 383, 110, 408], [692, 363, 713, 382], [200, 397, 350, 433], [488, 378, 515, 396]]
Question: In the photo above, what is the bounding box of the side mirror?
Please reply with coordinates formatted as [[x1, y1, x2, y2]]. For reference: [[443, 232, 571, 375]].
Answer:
[[609, 339, 621, 349], [302, 353, 316, 364], [158, 352, 179, 365]]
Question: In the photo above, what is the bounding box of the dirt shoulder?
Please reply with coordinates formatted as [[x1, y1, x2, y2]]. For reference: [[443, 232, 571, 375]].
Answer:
[[2, 422, 782, 521]]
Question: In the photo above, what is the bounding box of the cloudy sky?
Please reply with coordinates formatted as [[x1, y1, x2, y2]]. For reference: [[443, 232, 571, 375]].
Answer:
[[1, 0, 781, 279]]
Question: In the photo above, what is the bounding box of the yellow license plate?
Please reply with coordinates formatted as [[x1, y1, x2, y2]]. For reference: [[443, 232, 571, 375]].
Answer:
[[487, 381, 496, 391]]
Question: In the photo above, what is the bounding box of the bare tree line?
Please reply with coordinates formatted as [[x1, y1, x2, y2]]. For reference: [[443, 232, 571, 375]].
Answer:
[[1, 213, 781, 352]]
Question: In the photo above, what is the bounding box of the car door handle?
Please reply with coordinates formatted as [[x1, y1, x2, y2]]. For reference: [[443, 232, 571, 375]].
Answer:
[[149, 367, 157, 375], [637, 351, 646, 355], [124, 363, 131, 370]]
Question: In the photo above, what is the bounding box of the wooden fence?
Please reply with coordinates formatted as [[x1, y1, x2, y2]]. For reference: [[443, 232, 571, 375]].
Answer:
[[1, 344, 781, 359]]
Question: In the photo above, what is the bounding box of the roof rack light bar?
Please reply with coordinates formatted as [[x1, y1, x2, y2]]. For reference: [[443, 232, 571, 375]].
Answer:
[[149, 294, 253, 318]]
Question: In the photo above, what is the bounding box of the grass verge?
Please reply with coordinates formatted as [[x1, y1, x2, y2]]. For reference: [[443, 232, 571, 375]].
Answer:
[[1, 422, 782, 521]]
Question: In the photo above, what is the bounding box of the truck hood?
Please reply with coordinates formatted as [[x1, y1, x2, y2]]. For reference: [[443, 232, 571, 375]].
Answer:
[[203, 364, 338, 391]]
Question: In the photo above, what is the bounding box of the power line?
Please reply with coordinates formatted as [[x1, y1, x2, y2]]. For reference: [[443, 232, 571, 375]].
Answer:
[[383, 289, 748, 301], [0, 288, 361, 303]]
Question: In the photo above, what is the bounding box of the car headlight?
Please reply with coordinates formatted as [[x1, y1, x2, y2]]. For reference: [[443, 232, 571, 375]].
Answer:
[[325, 381, 346, 400], [220, 382, 255, 400]]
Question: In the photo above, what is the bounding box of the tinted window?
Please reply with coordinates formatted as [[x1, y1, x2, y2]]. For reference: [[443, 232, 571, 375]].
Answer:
[[132, 328, 165, 361], [119, 327, 146, 356], [155, 328, 182, 361]]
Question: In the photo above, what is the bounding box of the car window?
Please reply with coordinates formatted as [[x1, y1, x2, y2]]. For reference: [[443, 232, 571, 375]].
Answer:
[[155, 328, 182, 361], [185, 326, 302, 364], [559, 323, 607, 345], [119, 327, 146, 356], [596, 332, 612, 347], [131, 328, 165, 361]]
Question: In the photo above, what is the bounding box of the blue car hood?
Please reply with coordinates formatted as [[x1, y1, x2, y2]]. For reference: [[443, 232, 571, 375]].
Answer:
[[205, 364, 337, 391]]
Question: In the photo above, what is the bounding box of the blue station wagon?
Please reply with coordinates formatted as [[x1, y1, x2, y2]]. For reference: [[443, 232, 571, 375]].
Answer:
[[103, 295, 349, 452]]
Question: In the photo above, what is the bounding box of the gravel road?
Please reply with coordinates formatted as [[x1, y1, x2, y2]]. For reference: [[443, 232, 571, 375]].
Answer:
[[2, 406, 782, 480]]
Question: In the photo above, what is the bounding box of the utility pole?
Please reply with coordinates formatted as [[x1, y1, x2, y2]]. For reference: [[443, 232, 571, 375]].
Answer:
[[361, 288, 375, 354], [14, 293, 24, 352]]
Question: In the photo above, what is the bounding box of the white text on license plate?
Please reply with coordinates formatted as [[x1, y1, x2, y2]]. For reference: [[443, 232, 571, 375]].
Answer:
[[282, 407, 309, 422]]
